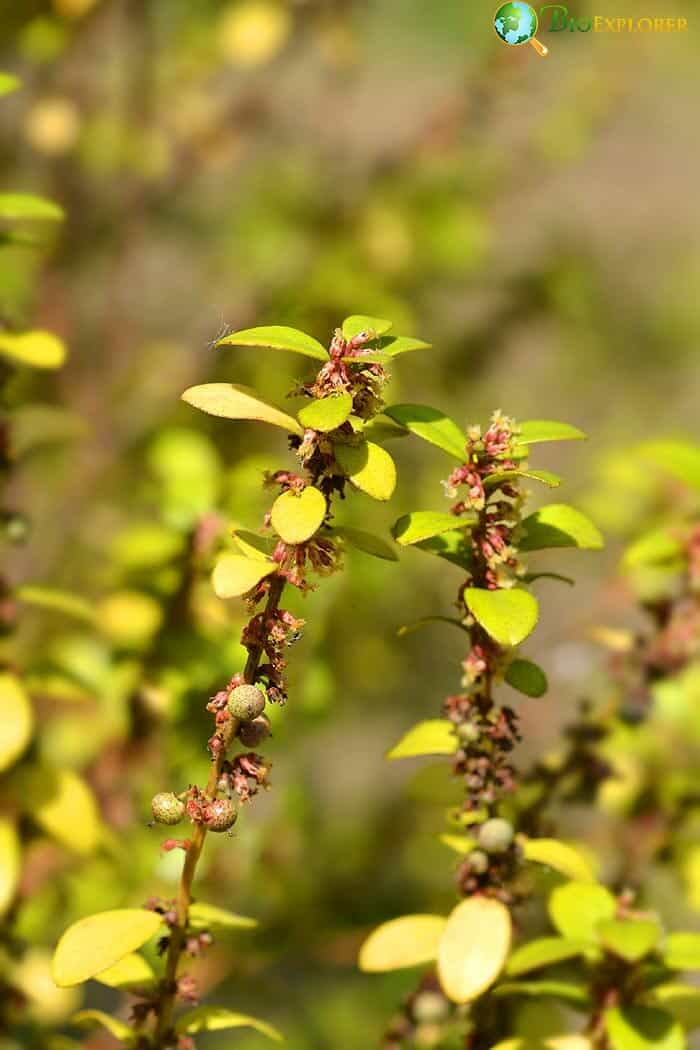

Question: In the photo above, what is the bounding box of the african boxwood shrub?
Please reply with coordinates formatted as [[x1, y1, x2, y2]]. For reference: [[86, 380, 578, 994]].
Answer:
[[358, 419, 700, 1050], [48, 316, 432, 1048]]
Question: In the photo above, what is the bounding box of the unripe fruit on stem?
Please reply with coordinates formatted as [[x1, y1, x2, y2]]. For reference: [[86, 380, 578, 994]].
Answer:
[[478, 817, 514, 854], [457, 721, 480, 745], [227, 684, 266, 722], [151, 792, 185, 826], [412, 991, 449, 1025], [238, 714, 271, 748], [203, 798, 237, 833], [467, 849, 490, 874]]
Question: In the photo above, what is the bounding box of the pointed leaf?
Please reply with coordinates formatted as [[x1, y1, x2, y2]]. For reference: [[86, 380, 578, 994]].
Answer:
[[663, 934, 700, 971], [333, 526, 398, 561], [392, 511, 475, 546], [16, 585, 94, 623], [52, 909, 163, 987], [384, 404, 465, 460], [387, 720, 457, 760], [212, 554, 277, 598], [217, 324, 327, 361], [175, 1006, 282, 1040], [523, 839, 595, 882], [188, 902, 258, 932], [93, 953, 155, 990], [231, 531, 273, 561], [342, 315, 392, 340], [0, 819, 20, 917], [516, 421, 586, 445], [486, 469, 561, 489], [270, 487, 326, 544], [438, 896, 512, 1003], [0, 672, 33, 771], [605, 1006, 684, 1050], [495, 980, 590, 1007], [71, 1011, 136, 1044], [377, 335, 432, 357], [298, 392, 353, 432], [182, 384, 303, 435], [0, 193, 64, 222], [0, 330, 66, 369], [548, 882, 616, 943], [335, 441, 396, 501], [359, 914, 446, 972], [506, 937, 588, 977], [505, 659, 548, 698], [598, 919, 660, 963], [520, 505, 603, 552], [464, 588, 539, 647]]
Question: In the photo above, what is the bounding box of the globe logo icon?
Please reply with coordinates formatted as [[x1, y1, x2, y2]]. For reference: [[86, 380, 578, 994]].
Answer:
[[494, 2, 549, 56]]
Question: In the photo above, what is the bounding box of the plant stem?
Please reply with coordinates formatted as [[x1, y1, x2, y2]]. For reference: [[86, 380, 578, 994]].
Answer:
[[151, 573, 286, 1047]]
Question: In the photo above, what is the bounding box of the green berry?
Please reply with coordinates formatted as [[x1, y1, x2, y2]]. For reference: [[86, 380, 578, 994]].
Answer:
[[238, 714, 271, 748], [151, 792, 185, 826], [478, 818, 514, 854], [467, 849, 490, 874], [412, 991, 449, 1025], [227, 684, 266, 722], [457, 721, 480, 745], [204, 798, 237, 833]]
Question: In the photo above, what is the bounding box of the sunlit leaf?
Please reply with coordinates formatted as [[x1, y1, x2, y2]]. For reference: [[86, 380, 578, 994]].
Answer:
[[212, 554, 277, 599], [52, 909, 163, 987], [182, 383, 303, 435], [218, 324, 327, 361], [16, 585, 94, 623], [663, 933, 700, 971], [0, 330, 66, 369], [298, 392, 353, 432], [651, 985, 700, 1030], [605, 1006, 684, 1050], [523, 839, 595, 882], [71, 1011, 136, 1044], [437, 896, 511, 1003], [387, 719, 457, 760], [342, 315, 393, 340], [92, 953, 155, 991], [641, 441, 700, 492], [0, 193, 64, 221], [231, 530, 273, 561], [597, 919, 660, 963], [340, 350, 390, 365], [505, 659, 548, 698], [464, 588, 539, 647], [0, 73, 20, 96], [506, 937, 587, 977], [270, 487, 326, 544], [377, 335, 432, 356], [548, 882, 616, 943], [0, 673, 33, 772], [624, 529, 684, 568], [17, 765, 101, 855], [0, 819, 20, 917], [384, 404, 466, 460], [333, 526, 398, 561], [516, 421, 586, 445], [175, 1006, 282, 1040], [359, 914, 446, 972], [495, 980, 590, 1007], [188, 902, 258, 932], [392, 511, 475, 546], [520, 505, 604, 552], [335, 441, 396, 501], [439, 834, 477, 855], [485, 469, 561, 489]]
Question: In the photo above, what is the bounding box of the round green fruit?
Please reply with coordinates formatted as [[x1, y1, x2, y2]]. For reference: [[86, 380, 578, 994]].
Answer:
[[227, 684, 266, 722], [151, 792, 185, 826]]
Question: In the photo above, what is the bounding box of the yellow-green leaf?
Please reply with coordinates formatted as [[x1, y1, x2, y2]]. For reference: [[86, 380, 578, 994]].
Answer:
[[52, 909, 163, 987], [516, 421, 586, 445], [598, 919, 660, 963], [605, 1006, 684, 1050], [342, 315, 393, 340], [0, 672, 33, 771], [439, 834, 477, 855], [0, 819, 20, 917], [359, 914, 447, 972], [663, 933, 700, 971], [392, 511, 475, 546], [378, 335, 432, 357], [548, 882, 616, 943], [175, 1006, 283, 1041], [212, 554, 277, 599], [16, 585, 94, 623], [0, 73, 20, 96], [464, 588, 539, 647], [71, 1010, 136, 1044], [651, 985, 700, 1030], [384, 404, 466, 460], [523, 839, 595, 882], [15, 765, 101, 854], [437, 896, 512, 1003], [333, 526, 398, 561], [387, 719, 457, 760], [218, 324, 327, 361], [270, 486, 326, 544], [188, 902, 258, 931], [182, 383, 303, 435], [0, 193, 64, 222], [520, 505, 603, 552], [231, 530, 273, 561], [0, 331, 66, 369], [298, 392, 353, 432], [506, 937, 587, 977], [336, 441, 396, 501], [92, 953, 155, 990]]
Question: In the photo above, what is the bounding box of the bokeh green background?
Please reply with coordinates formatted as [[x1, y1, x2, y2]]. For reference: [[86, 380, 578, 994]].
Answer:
[[2, 0, 699, 1046]]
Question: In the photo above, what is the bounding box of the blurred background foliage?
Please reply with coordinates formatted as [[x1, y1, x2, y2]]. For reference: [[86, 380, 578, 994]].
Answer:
[[1, 0, 699, 1046]]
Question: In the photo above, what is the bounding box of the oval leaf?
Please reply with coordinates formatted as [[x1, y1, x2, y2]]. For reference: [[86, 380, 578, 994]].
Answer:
[[652, 985, 700, 1030], [335, 441, 396, 501], [663, 933, 700, 971], [0, 672, 33, 771], [175, 1006, 282, 1041], [506, 937, 587, 977], [0, 819, 20, 917], [517, 421, 586, 445], [182, 384, 303, 435], [387, 719, 457, 760], [93, 953, 155, 990], [384, 404, 466, 461], [52, 909, 163, 987], [298, 392, 353, 432], [495, 980, 590, 1006], [523, 839, 595, 882], [392, 511, 475, 546], [464, 588, 539, 647], [218, 325, 327, 361], [188, 902, 258, 932], [333, 526, 398, 561], [17, 585, 94, 623], [71, 1010, 136, 1044], [505, 659, 548, 698], [598, 919, 660, 963], [605, 1006, 684, 1050], [212, 554, 276, 599], [342, 315, 393, 340], [0, 193, 64, 222], [438, 896, 512, 1003], [359, 914, 447, 972], [378, 335, 432, 357], [548, 882, 616, 943], [270, 486, 326, 544], [520, 505, 603, 552], [17, 765, 101, 854], [0, 331, 66, 369]]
